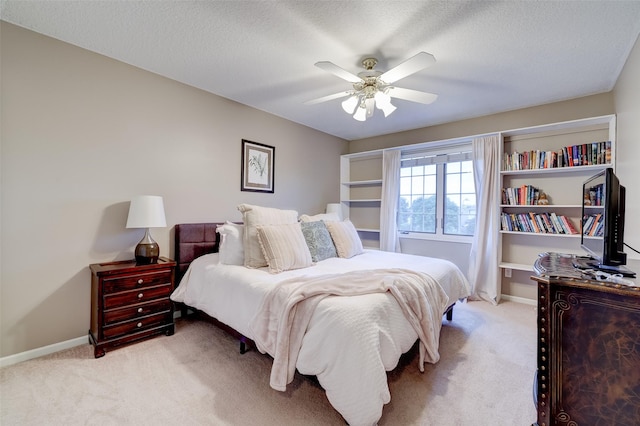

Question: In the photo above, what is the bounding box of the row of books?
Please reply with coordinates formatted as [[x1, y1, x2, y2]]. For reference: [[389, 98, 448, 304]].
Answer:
[[582, 214, 604, 237], [585, 183, 604, 207], [501, 212, 578, 235], [503, 141, 611, 171], [502, 185, 542, 205]]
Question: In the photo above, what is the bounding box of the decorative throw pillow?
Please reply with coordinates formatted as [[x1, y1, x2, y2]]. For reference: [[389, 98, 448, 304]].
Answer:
[[325, 219, 364, 259], [300, 221, 337, 262], [216, 222, 244, 265], [256, 223, 313, 273], [237, 204, 298, 268], [299, 212, 341, 222]]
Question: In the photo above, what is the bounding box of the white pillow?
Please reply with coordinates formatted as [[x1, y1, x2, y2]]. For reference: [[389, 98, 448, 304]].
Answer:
[[325, 219, 364, 258], [299, 212, 341, 222], [256, 223, 313, 274], [237, 204, 298, 268], [217, 222, 244, 265]]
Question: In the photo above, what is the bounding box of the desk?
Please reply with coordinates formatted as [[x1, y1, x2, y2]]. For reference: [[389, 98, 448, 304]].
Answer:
[[532, 253, 640, 426]]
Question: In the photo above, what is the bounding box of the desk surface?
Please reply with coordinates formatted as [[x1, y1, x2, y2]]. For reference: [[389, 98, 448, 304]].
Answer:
[[533, 252, 640, 293]]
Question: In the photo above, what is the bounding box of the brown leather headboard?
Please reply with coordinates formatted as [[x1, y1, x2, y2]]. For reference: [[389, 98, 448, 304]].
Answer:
[[174, 223, 223, 282]]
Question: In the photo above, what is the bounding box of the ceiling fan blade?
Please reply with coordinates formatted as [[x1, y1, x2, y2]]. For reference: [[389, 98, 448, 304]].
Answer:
[[304, 91, 352, 105], [380, 52, 436, 84], [314, 61, 362, 83], [388, 87, 438, 104]]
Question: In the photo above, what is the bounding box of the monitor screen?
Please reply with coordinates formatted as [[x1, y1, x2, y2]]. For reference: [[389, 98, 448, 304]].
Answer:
[[579, 168, 634, 277]]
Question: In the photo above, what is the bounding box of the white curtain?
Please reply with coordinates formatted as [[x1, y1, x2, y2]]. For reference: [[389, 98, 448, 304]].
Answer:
[[468, 135, 501, 304], [380, 149, 401, 252]]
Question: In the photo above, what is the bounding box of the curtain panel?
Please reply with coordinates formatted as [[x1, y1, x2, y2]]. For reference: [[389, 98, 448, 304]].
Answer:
[[468, 134, 501, 304], [380, 149, 401, 252]]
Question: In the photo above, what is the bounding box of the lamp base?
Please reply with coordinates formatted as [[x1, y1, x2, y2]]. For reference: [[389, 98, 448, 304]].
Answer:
[[135, 228, 160, 265]]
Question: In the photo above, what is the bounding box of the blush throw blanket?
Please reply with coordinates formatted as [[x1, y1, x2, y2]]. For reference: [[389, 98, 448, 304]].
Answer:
[[249, 268, 450, 392]]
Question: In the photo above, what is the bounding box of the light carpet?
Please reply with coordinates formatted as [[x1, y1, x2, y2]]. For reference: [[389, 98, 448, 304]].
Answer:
[[0, 300, 537, 425]]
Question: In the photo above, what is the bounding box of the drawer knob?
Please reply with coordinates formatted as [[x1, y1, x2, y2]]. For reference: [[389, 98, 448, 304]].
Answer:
[[138, 293, 144, 299], [137, 307, 143, 313], [137, 322, 142, 328], [137, 279, 144, 285]]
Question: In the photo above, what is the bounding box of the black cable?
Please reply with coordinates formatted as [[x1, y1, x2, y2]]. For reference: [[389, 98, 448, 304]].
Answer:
[[624, 242, 640, 254]]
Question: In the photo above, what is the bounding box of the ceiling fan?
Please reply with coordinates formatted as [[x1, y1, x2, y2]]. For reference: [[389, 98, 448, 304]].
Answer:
[[305, 52, 438, 121]]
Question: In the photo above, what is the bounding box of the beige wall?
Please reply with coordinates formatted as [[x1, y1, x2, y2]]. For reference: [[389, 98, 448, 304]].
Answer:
[[0, 22, 347, 357], [613, 33, 640, 254]]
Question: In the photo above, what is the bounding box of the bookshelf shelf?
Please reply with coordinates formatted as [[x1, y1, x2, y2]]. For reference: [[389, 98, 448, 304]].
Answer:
[[500, 163, 610, 176], [344, 199, 382, 203], [501, 204, 581, 209], [341, 179, 383, 186], [500, 231, 580, 238], [499, 262, 534, 272]]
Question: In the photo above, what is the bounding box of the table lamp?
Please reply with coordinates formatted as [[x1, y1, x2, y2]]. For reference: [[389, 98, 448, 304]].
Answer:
[[326, 203, 343, 220], [126, 195, 167, 264]]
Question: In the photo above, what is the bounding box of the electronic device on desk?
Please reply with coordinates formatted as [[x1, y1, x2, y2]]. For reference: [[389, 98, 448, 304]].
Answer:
[[575, 168, 636, 278]]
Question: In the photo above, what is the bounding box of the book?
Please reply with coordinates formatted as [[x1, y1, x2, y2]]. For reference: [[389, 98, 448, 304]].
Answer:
[[560, 216, 579, 234]]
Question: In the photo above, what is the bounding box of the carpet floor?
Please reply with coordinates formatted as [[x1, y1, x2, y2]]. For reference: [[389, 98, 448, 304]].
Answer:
[[1, 300, 537, 425]]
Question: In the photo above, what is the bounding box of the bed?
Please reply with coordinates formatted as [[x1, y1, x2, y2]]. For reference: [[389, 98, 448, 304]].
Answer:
[[170, 218, 471, 426]]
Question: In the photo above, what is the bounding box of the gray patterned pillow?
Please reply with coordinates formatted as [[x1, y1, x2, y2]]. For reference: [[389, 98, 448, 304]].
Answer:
[[300, 220, 337, 262]]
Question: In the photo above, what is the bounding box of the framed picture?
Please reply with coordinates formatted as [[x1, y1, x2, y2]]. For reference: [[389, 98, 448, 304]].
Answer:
[[241, 139, 275, 193]]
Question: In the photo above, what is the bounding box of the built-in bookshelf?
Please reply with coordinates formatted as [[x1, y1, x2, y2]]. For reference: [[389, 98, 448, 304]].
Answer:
[[340, 150, 383, 249], [498, 115, 616, 296]]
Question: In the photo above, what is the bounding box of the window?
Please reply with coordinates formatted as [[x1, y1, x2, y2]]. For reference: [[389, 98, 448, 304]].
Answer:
[[398, 146, 476, 238]]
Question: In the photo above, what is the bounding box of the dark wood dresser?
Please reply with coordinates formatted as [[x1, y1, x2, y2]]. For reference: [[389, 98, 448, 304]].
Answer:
[[532, 253, 640, 425], [89, 257, 176, 358]]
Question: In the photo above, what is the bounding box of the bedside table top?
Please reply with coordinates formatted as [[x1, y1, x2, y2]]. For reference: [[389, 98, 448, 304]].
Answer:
[[90, 256, 176, 275]]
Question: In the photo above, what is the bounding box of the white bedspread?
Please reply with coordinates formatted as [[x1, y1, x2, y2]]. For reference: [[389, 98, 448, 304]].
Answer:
[[171, 250, 471, 426]]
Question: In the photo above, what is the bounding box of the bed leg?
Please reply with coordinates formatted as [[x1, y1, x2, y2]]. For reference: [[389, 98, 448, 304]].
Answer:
[[445, 306, 453, 321]]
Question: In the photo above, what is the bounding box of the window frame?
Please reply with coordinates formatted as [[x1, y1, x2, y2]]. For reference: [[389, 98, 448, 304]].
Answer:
[[398, 141, 476, 243]]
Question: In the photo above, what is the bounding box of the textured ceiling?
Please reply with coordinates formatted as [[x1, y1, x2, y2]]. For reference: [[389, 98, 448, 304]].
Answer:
[[2, 1, 640, 141]]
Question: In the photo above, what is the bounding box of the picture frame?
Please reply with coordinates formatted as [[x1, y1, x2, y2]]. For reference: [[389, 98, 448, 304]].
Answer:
[[241, 139, 275, 193]]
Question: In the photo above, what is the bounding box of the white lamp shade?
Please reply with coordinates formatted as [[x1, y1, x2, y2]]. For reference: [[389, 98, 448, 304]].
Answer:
[[380, 101, 397, 117], [326, 203, 343, 220], [126, 195, 167, 228], [353, 106, 367, 121], [341, 95, 358, 114]]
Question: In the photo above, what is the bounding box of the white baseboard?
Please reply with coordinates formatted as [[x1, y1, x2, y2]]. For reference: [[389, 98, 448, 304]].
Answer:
[[0, 335, 87, 368], [3, 312, 188, 368], [501, 294, 537, 306]]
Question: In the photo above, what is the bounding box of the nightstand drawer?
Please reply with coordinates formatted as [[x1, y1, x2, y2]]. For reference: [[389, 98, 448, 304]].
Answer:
[[102, 312, 171, 339], [103, 299, 172, 325], [103, 284, 172, 309], [103, 270, 172, 293]]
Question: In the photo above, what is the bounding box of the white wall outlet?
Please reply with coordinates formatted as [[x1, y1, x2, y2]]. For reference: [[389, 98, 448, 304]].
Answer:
[[504, 268, 512, 278]]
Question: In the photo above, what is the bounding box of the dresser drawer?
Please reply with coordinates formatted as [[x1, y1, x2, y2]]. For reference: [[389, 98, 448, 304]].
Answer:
[[102, 312, 172, 339], [103, 270, 172, 294], [103, 284, 172, 309], [103, 299, 171, 325]]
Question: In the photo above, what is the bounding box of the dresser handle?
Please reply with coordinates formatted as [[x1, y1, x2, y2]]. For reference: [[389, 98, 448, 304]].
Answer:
[[138, 293, 144, 299], [137, 279, 144, 284], [137, 322, 142, 328], [137, 307, 143, 313]]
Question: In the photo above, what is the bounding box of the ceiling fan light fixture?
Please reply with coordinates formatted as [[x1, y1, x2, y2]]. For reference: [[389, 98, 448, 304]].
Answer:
[[353, 105, 367, 121], [309, 52, 437, 122], [341, 95, 358, 114]]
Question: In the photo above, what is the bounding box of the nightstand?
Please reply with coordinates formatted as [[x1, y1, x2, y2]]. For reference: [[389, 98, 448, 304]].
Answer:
[[89, 257, 176, 358]]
